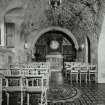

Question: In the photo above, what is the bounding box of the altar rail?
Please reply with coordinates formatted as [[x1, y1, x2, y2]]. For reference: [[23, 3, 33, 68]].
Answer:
[[63, 62, 97, 84]]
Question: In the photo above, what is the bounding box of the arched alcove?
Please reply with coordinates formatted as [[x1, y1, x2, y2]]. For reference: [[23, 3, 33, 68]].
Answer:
[[33, 30, 77, 62], [0, 1, 24, 22], [32, 29, 79, 71], [31, 27, 79, 51]]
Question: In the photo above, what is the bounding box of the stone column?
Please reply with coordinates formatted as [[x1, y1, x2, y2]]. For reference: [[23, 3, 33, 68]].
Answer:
[[98, 13, 105, 83], [0, 19, 5, 46]]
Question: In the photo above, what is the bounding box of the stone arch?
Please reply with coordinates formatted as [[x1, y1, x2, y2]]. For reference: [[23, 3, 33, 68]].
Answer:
[[0, 1, 24, 21], [31, 27, 79, 52], [5, 7, 23, 15]]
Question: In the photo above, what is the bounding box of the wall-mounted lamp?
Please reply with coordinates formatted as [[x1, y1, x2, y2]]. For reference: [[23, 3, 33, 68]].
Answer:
[[81, 44, 85, 49], [24, 40, 28, 49], [78, 44, 85, 51]]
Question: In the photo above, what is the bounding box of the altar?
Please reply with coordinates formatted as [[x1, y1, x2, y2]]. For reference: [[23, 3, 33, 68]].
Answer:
[[46, 52, 63, 72]]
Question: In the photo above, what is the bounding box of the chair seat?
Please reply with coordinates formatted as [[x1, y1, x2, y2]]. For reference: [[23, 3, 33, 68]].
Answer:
[[80, 70, 88, 73], [71, 70, 78, 73]]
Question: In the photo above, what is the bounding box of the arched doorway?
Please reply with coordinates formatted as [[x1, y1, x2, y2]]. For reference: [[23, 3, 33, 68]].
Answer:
[[33, 31, 76, 60], [31, 27, 79, 50], [32, 29, 78, 71]]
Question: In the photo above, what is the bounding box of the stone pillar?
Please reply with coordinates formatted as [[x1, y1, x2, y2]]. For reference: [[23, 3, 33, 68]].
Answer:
[[26, 78, 28, 87], [14, 22, 25, 63], [98, 13, 105, 83], [0, 19, 5, 46]]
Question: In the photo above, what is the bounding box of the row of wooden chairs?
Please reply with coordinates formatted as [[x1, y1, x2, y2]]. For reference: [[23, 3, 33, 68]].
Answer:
[[10, 62, 50, 69], [64, 62, 97, 84], [0, 62, 50, 105]]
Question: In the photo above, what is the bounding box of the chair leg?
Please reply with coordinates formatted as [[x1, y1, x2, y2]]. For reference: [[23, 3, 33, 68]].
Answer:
[[70, 73, 72, 84], [95, 73, 97, 83], [68, 72, 70, 82], [89, 73, 91, 84], [66, 71, 67, 79], [76, 74, 78, 84], [80, 73, 81, 85], [86, 73, 87, 85]]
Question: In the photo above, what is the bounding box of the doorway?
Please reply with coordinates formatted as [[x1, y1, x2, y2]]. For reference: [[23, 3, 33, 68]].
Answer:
[[33, 30, 77, 63]]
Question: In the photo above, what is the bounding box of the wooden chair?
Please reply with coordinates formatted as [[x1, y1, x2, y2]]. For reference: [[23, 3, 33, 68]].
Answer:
[[71, 67, 79, 84], [66, 68, 71, 81], [88, 65, 97, 83], [79, 66, 88, 85]]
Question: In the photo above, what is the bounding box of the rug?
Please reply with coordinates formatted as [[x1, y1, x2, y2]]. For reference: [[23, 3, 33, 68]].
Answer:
[[47, 84, 81, 103]]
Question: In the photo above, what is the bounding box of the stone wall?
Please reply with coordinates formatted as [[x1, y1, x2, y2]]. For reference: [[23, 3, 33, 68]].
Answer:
[[0, 0, 104, 76], [98, 13, 105, 83]]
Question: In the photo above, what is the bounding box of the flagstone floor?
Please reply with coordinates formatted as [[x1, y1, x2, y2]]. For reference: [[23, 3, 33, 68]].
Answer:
[[47, 71, 105, 105]]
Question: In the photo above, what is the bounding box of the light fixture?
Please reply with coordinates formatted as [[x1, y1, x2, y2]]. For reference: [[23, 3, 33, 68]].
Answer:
[[50, 40, 59, 50], [81, 44, 85, 49], [49, 0, 62, 8], [78, 44, 85, 51], [24, 40, 28, 49]]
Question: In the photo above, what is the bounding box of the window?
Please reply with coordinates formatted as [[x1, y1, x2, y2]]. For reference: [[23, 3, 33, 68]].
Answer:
[[5, 23, 15, 48], [0, 21, 5, 46], [49, 0, 62, 8]]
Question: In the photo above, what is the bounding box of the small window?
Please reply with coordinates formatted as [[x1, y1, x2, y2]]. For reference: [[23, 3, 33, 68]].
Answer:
[[5, 23, 15, 48], [0, 22, 5, 46]]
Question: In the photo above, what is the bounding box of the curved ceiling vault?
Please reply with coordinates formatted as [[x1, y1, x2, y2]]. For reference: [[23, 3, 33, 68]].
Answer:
[[31, 27, 79, 50], [19, 0, 103, 42], [0, 0, 103, 42]]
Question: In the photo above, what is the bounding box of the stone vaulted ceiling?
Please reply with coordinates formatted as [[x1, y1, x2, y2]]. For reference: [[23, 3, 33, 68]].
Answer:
[[0, 0, 104, 42], [20, 0, 103, 41]]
